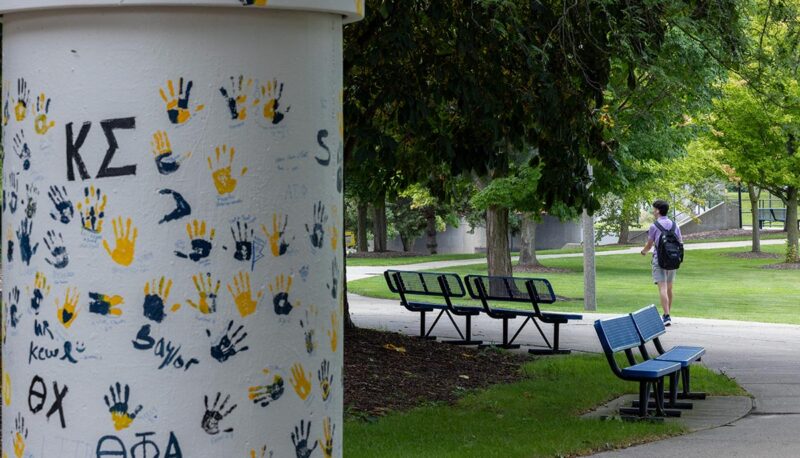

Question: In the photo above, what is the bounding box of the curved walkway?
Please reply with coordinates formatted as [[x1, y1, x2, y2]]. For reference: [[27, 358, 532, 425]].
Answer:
[[347, 238, 800, 457]]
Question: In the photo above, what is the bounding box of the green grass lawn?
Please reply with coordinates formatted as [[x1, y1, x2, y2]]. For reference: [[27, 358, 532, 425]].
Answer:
[[345, 354, 745, 458], [348, 244, 800, 324], [346, 253, 494, 267]]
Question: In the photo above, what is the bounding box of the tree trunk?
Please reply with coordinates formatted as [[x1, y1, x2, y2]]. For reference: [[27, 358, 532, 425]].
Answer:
[[356, 202, 368, 252], [372, 197, 388, 252], [518, 214, 540, 268], [618, 219, 630, 245], [748, 184, 761, 253], [786, 186, 799, 263], [400, 235, 410, 252], [486, 206, 512, 278], [425, 209, 438, 254]]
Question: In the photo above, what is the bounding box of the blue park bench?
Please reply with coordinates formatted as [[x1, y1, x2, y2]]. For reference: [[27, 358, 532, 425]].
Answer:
[[384, 270, 483, 345], [464, 275, 582, 355], [595, 315, 683, 420], [757, 208, 800, 229], [631, 305, 706, 401]]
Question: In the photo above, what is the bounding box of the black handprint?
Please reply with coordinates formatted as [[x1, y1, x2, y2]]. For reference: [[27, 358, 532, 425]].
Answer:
[[48, 185, 74, 224], [44, 230, 69, 269], [336, 141, 343, 193], [158, 189, 191, 224], [305, 201, 328, 249], [315, 129, 331, 166], [24, 183, 38, 218], [291, 420, 318, 458], [207, 320, 250, 363], [13, 130, 31, 170], [17, 218, 39, 266], [249, 372, 285, 408], [300, 311, 315, 355], [326, 258, 339, 300], [318, 359, 334, 402], [219, 75, 251, 121], [104, 382, 143, 431], [7, 172, 19, 214], [231, 221, 254, 262], [175, 220, 215, 262], [8, 287, 21, 328], [202, 392, 237, 435]]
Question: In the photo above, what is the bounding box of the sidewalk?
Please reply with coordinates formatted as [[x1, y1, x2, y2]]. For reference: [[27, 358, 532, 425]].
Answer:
[[348, 292, 800, 457]]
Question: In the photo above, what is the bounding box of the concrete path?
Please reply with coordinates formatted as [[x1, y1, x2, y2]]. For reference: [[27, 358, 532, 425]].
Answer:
[[348, 292, 800, 457], [346, 238, 786, 281]]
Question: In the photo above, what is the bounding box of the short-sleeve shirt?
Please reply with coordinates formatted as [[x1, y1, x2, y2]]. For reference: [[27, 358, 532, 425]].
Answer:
[[648, 217, 682, 259]]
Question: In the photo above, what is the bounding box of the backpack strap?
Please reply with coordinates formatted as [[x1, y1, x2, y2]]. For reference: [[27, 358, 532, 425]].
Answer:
[[653, 220, 676, 234]]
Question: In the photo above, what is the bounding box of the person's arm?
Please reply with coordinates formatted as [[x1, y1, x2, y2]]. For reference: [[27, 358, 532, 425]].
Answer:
[[641, 239, 654, 256]]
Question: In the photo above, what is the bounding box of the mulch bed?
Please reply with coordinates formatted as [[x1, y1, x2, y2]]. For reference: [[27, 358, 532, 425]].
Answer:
[[683, 229, 784, 241], [344, 327, 531, 418], [761, 262, 800, 270], [347, 250, 427, 259], [726, 251, 781, 259]]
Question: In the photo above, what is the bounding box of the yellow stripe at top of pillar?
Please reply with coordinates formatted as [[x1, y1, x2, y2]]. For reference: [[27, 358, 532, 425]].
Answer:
[[0, 0, 365, 24]]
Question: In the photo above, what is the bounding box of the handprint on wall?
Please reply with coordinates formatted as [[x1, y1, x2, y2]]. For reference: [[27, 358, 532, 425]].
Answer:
[[14, 78, 30, 122], [208, 320, 250, 363], [220, 75, 253, 121], [319, 417, 335, 458], [261, 213, 293, 257], [13, 413, 28, 458], [158, 189, 192, 224], [76, 185, 108, 233], [6, 226, 14, 262], [17, 218, 39, 266], [318, 360, 333, 402], [7, 287, 21, 328], [12, 130, 31, 170], [299, 308, 316, 355], [328, 312, 339, 353], [269, 274, 297, 316], [231, 220, 254, 262], [89, 292, 124, 317], [34, 93, 55, 135], [254, 79, 290, 125], [151, 131, 191, 175], [44, 229, 69, 269], [103, 216, 138, 266], [208, 145, 248, 195], [250, 445, 274, 458], [104, 382, 143, 431], [305, 201, 328, 249], [326, 258, 339, 300], [48, 185, 74, 224], [175, 219, 215, 262], [56, 287, 80, 328], [248, 369, 285, 408], [29, 272, 51, 315], [3, 86, 10, 126], [159, 77, 205, 125], [24, 183, 38, 219], [202, 392, 237, 435], [290, 363, 312, 401], [142, 277, 180, 323], [187, 272, 221, 314], [291, 420, 318, 458], [227, 271, 262, 318], [6, 172, 19, 214]]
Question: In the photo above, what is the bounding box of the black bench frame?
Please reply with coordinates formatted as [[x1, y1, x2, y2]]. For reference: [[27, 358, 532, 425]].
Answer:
[[464, 275, 580, 355], [639, 332, 707, 402], [384, 270, 483, 345]]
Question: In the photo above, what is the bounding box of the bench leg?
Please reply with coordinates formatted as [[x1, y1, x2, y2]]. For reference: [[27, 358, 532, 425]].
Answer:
[[479, 317, 523, 350], [642, 373, 693, 409], [417, 311, 436, 340], [443, 314, 483, 346], [528, 322, 571, 355], [678, 366, 707, 400]]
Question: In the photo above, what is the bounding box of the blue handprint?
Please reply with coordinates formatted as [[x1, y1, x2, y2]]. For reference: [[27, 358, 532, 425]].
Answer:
[[17, 218, 38, 265], [207, 320, 250, 363], [12, 130, 31, 170], [8, 287, 21, 328], [44, 230, 69, 269], [48, 185, 74, 224]]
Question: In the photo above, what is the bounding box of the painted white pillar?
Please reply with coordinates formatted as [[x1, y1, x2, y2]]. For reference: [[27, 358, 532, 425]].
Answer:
[[1, 1, 362, 457]]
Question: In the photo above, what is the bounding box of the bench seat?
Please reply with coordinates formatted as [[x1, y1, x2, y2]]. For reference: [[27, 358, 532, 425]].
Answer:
[[484, 307, 582, 321], [656, 346, 705, 368], [622, 359, 682, 379], [405, 301, 448, 312]]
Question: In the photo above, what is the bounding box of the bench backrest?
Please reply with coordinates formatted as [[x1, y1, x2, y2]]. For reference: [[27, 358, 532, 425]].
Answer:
[[384, 270, 466, 298], [630, 305, 666, 342], [464, 275, 556, 304], [594, 315, 642, 354]]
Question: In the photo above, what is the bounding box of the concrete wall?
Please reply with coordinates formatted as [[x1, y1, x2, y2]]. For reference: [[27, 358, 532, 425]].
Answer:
[[2, 2, 361, 456], [388, 215, 581, 254], [679, 201, 741, 235]]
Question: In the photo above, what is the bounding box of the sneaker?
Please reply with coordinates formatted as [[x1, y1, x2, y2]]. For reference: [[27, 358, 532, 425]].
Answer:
[[663, 314, 672, 327]]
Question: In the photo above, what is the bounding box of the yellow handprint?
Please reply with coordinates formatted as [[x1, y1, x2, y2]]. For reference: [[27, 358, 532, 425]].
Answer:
[[319, 417, 335, 458], [249, 445, 271, 458], [328, 312, 339, 353], [89, 292, 124, 317], [269, 274, 299, 316], [103, 216, 138, 266], [28, 271, 52, 316], [76, 185, 108, 233], [159, 77, 205, 125], [248, 368, 285, 408], [220, 75, 253, 121], [14, 78, 29, 122], [254, 79, 287, 125], [56, 287, 80, 329], [208, 145, 248, 195], [12, 413, 26, 458], [290, 363, 312, 401], [34, 93, 55, 135], [143, 277, 181, 323], [3, 370, 12, 406], [227, 271, 262, 318], [151, 130, 191, 175], [261, 213, 292, 257], [187, 272, 221, 314]]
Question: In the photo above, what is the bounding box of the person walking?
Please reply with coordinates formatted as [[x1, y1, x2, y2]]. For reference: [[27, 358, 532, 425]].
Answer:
[[640, 200, 683, 326]]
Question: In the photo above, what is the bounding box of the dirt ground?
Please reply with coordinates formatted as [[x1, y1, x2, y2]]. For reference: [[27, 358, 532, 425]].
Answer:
[[344, 327, 530, 418]]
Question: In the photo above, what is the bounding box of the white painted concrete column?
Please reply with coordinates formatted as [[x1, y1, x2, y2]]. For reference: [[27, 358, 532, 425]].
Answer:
[[1, 1, 362, 456]]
